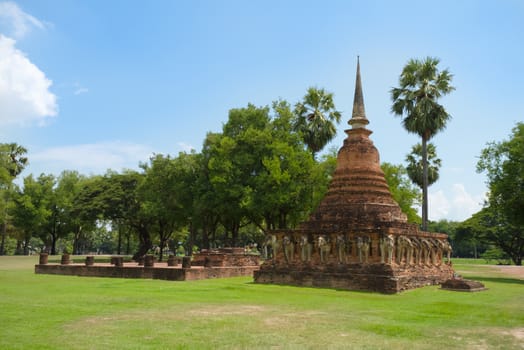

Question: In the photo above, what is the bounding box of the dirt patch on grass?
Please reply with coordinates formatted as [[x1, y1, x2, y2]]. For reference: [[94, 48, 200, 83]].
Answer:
[[450, 327, 524, 350], [490, 266, 524, 279], [505, 328, 524, 341], [188, 304, 267, 316]]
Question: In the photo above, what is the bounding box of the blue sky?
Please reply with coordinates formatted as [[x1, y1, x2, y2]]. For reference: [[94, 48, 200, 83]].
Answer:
[[1, 0, 523, 222]]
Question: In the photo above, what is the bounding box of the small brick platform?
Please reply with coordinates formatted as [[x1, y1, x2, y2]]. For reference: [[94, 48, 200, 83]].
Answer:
[[35, 250, 260, 282], [35, 263, 259, 281]]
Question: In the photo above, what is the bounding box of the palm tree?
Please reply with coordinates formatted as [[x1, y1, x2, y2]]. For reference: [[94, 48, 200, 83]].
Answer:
[[406, 143, 441, 190], [293, 87, 341, 159], [390, 57, 454, 230]]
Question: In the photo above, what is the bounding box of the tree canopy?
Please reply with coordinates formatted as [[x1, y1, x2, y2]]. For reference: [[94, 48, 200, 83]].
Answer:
[[405, 142, 441, 189], [293, 87, 341, 158], [474, 122, 524, 265]]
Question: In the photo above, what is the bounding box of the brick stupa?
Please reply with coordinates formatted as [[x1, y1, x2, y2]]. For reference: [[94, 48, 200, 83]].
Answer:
[[254, 59, 454, 293]]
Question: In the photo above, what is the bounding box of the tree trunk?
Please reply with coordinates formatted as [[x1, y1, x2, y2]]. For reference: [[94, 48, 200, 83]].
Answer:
[[421, 136, 429, 231], [202, 224, 210, 250], [279, 210, 287, 229], [158, 245, 164, 262], [126, 232, 131, 255], [23, 232, 31, 255], [0, 208, 7, 255], [132, 225, 152, 261], [117, 224, 122, 255], [0, 222, 6, 255], [187, 221, 195, 256], [73, 226, 82, 255], [15, 240, 23, 255], [231, 222, 240, 247], [51, 232, 58, 255]]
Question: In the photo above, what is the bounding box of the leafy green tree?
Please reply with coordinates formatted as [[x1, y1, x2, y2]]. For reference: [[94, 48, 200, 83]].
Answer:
[[390, 57, 454, 230], [293, 87, 341, 158], [11, 180, 47, 255], [169, 151, 204, 253], [311, 148, 337, 209], [139, 153, 198, 260], [203, 102, 322, 246], [476, 122, 524, 265], [405, 142, 441, 189], [194, 137, 222, 249], [0, 143, 28, 255], [74, 170, 152, 259], [248, 100, 316, 230], [381, 162, 422, 224], [14, 174, 58, 254], [456, 208, 507, 260], [205, 104, 272, 246], [55, 171, 94, 254]]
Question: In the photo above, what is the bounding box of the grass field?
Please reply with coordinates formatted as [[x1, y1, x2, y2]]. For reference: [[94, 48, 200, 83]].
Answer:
[[1, 256, 523, 349]]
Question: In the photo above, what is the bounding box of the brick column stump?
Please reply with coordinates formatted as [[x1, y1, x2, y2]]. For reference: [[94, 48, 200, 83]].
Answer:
[[61, 254, 71, 265], [167, 255, 177, 266], [182, 256, 191, 268], [85, 256, 94, 266], [39, 253, 49, 265], [113, 257, 124, 267], [144, 255, 155, 267]]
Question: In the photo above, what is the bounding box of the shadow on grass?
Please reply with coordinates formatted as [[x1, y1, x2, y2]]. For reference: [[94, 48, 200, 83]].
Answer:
[[467, 275, 524, 286]]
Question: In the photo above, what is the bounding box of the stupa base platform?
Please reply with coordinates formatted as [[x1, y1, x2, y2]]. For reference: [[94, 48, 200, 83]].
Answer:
[[440, 277, 487, 292], [35, 263, 259, 281], [254, 263, 454, 294]]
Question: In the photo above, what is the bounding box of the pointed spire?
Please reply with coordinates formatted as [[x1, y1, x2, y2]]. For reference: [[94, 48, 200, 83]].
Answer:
[[349, 56, 369, 129]]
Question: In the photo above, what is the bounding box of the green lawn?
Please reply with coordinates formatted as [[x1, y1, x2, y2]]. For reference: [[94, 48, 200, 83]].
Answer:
[[1, 256, 523, 349]]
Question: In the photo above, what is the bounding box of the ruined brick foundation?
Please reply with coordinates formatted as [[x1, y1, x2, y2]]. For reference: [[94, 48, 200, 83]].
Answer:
[[35, 248, 260, 282], [254, 262, 453, 294]]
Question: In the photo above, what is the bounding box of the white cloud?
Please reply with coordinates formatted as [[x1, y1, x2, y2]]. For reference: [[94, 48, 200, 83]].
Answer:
[[0, 1, 45, 39], [428, 190, 450, 221], [450, 183, 485, 220], [0, 34, 58, 126], [29, 141, 155, 176], [428, 184, 485, 222]]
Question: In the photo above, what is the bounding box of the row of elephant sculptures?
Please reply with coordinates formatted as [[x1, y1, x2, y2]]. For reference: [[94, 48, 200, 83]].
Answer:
[[263, 233, 452, 266]]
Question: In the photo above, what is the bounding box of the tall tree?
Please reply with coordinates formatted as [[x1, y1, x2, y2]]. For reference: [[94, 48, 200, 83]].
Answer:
[[16, 174, 59, 254], [12, 177, 49, 255], [205, 104, 271, 246], [476, 122, 524, 265], [405, 142, 441, 190], [0, 143, 28, 255], [170, 151, 203, 253], [249, 100, 316, 231], [74, 170, 151, 259], [381, 162, 422, 224], [390, 57, 454, 230], [55, 171, 92, 254], [293, 87, 341, 158], [139, 153, 194, 260]]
